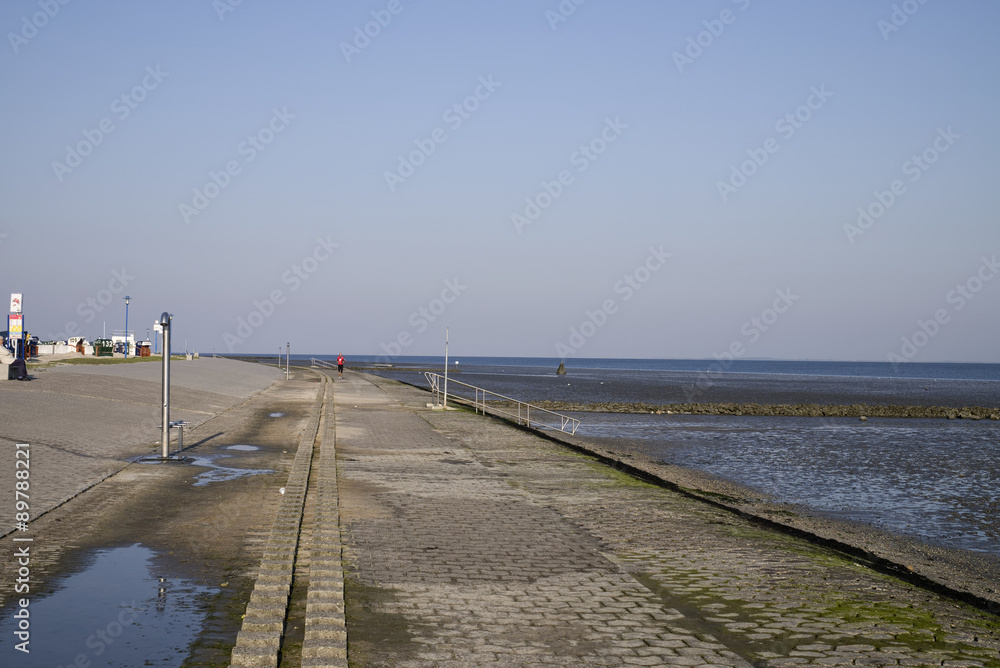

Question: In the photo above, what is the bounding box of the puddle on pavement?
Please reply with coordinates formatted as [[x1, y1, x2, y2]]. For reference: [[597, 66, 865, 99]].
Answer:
[[269, 412, 285, 418], [0, 544, 212, 666], [189, 454, 274, 486], [225, 444, 259, 451]]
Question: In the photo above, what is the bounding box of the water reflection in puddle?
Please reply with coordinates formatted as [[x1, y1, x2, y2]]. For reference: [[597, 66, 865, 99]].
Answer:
[[225, 444, 259, 451], [0, 544, 212, 667], [189, 454, 273, 486], [269, 412, 285, 418]]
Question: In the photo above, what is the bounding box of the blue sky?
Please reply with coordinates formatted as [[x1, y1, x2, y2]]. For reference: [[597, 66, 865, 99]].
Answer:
[[1, 1, 998, 362]]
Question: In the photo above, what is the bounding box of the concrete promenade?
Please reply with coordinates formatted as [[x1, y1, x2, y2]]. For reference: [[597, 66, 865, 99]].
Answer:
[[335, 373, 1000, 667], [0, 357, 282, 523], [1, 357, 310, 666]]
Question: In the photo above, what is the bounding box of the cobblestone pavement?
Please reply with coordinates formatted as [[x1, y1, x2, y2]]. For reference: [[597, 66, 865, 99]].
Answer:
[[338, 373, 1000, 667]]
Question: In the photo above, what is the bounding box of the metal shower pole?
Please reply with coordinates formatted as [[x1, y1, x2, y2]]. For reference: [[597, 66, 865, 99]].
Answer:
[[159, 312, 172, 458]]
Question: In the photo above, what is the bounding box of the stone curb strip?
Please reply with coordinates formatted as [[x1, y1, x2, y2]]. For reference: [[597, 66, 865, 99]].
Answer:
[[230, 375, 327, 667], [301, 371, 348, 667]]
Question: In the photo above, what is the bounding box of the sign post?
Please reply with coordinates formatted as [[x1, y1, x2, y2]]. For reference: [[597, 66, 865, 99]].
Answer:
[[9, 294, 24, 360]]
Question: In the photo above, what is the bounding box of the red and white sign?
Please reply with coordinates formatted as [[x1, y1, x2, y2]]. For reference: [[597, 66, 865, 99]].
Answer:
[[9, 314, 23, 335], [10, 293, 22, 313]]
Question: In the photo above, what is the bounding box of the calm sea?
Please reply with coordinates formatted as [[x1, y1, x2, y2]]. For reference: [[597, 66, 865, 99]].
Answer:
[[276, 355, 1000, 555], [309, 355, 1000, 382]]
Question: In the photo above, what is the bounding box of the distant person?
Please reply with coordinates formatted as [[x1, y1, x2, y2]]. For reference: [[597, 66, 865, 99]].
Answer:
[[337, 354, 345, 377]]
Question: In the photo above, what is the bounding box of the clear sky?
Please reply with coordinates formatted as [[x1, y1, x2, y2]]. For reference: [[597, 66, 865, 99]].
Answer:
[[2, 1, 998, 363]]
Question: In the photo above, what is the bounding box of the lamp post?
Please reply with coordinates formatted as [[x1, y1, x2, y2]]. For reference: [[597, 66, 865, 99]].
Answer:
[[123, 296, 131, 358]]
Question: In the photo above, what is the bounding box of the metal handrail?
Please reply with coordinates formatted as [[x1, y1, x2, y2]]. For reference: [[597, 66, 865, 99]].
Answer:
[[310, 358, 336, 369], [424, 372, 580, 435]]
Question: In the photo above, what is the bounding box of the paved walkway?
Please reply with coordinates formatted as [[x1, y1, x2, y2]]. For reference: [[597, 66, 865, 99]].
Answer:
[[335, 373, 1000, 667], [0, 357, 281, 522]]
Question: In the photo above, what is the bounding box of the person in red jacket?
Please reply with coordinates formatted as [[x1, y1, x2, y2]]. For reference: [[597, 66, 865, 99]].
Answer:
[[337, 354, 345, 377]]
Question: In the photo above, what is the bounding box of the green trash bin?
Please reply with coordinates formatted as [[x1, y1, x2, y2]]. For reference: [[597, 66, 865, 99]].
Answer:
[[94, 338, 114, 357]]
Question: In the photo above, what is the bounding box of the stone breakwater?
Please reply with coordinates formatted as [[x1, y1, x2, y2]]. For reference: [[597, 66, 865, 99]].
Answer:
[[523, 400, 1000, 420]]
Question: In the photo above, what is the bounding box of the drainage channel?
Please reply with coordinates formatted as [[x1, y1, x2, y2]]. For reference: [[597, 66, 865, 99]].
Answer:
[[230, 370, 347, 668]]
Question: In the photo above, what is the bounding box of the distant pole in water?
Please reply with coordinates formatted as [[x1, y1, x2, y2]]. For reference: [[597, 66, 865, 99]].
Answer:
[[444, 327, 449, 409]]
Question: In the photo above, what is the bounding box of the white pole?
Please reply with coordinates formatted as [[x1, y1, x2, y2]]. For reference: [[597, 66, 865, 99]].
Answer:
[[443, 327, 449, 409]]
